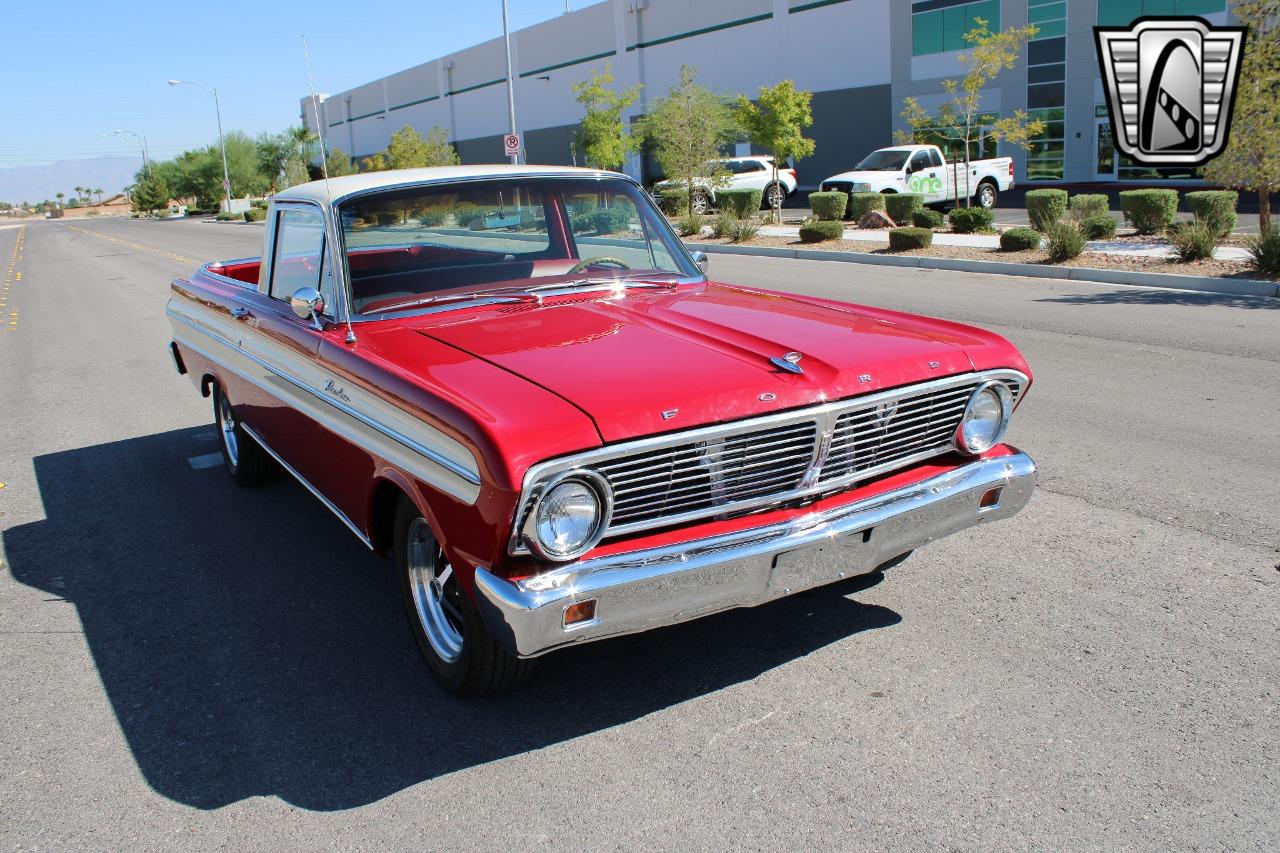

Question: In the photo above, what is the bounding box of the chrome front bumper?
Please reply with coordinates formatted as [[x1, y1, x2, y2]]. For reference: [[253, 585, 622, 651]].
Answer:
[[475, 450, 1037, 658]]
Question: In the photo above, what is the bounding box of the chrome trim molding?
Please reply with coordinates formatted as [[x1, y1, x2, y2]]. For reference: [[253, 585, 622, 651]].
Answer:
[[509, 369, 1028, 555], [477, 450, 1038, 658], [240, 423, 374, 549]]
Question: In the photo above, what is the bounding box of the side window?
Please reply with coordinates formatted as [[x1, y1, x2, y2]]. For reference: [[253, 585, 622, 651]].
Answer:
[[929, 148, 945, 168], [742, 160, 766, 173], [910, 151, 932, 172], [271, 207, 332, 312]]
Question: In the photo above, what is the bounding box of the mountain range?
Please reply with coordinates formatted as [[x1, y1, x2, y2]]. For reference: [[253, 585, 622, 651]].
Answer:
[[0, 156, 144, 205]]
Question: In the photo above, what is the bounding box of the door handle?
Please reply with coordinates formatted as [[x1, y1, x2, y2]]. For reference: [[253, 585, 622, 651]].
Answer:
[[230, 307, 250, 320]]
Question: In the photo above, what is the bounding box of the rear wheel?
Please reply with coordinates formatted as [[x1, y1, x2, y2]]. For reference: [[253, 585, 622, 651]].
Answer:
[[213, 383, 273, 486], [690, 189, 711, 216], [394, 498, 532, 697], [975, 181, 998, 209], [764, 181, 787, 210]]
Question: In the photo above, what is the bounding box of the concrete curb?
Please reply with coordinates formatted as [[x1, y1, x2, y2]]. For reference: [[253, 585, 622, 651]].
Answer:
[[687, 241, 1280, 299]]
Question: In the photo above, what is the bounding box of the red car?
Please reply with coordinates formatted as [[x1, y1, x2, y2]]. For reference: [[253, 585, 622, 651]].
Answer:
[[167, 166, 1036, 697]]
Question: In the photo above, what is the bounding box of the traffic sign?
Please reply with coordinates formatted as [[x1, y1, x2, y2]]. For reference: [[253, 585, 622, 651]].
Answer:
[[503, 133, 521, 158]]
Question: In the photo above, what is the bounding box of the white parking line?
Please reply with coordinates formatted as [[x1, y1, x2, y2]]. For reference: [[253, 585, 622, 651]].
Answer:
[[187, 453, 224, 470]]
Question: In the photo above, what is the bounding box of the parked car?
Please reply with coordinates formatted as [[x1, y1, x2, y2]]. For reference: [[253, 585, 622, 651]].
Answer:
[[653, 156, 798, 214], [820, 144, 1015, 210], [167, 165, 1037, 697]]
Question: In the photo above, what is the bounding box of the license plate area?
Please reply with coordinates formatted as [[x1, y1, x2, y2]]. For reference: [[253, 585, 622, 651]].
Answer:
[[767, 527, 874, 596]]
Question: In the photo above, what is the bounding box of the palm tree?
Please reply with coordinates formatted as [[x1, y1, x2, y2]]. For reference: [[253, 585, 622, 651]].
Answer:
[[94, 188, 104, 205], [55, 192, 64, 208], [74, 186, 84, 204]]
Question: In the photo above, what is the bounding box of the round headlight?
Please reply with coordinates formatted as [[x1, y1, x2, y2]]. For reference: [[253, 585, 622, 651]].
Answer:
[[525, 472, 611, 561], [954, 381, 1013, 455]]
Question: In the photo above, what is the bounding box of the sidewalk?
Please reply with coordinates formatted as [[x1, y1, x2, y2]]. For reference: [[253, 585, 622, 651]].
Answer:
[[754, 223, 1252, 262]]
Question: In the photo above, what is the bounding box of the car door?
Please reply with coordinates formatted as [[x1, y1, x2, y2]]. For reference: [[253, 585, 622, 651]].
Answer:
[[906, 149, 944, 203]]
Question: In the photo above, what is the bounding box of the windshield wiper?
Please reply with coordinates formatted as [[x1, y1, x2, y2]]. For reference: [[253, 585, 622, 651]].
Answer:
[[372, 287, 541, 314]]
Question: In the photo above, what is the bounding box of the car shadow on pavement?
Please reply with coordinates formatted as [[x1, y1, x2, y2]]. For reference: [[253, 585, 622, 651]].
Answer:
[[1037, 287, 1280, 310], [3, 427, 901, 812]]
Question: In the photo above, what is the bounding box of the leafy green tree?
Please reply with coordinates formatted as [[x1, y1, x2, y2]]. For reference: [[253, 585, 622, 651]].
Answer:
[[361, 125, 459, 171], [572, 64, 641, 171], [324, 146, 359, 176], [131, 173, 171, 215], [638, 65, 737, 214], [256, 131, 291, 191], [898, 18, 1044, 207], [736, 80, 816, 222], [1203, 0, 1280, 233]]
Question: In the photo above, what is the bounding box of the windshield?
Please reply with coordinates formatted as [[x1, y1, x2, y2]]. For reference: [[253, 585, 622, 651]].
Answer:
[[853, 150, 911, 171], [339, 177, 698, 316]]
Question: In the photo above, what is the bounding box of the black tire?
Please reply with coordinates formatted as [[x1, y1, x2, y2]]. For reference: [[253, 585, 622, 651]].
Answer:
[[213, 383, 274, 486], [394, 498, 533, 698], [690, 189, 711, 215], [763, 181, 787, 210], [975, 181, 998, 209]]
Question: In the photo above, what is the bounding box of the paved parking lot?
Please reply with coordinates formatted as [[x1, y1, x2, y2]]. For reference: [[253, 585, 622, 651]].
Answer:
[[1, 217, 1276, 849]]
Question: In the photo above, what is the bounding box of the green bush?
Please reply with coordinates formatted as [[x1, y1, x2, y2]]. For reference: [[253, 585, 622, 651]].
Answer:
[[912, 208, 945, 229], [1043, 220, 1086, 262], [677, 211, 704, 237], [658, 188, 687, 216], [728, 217, 760, 243], [1026, 188, 1068, 230], [999, 227, 1042, 251], [1078, 214, 1117, 240], [1184, 190, 1238, 236], [250, 198, 268, 210], [887, 227, 933, 251], [798, 220, 845, 243], [711, 210, 736, 239], [1246, 227, 1280, 276], [949, 206, 994, 233], [1119, 189, 1179, 235], [1070, 193, 1109, 219], [243, 208, 266, 222], [589, 206, 632, 234], [1167, 220, 1220, 261], [718, 188, 764, 218], [885, 193, 923, 225], [848, 191, 885, 221], [215, 211, 237, 221], [808, 191, 848, 222]]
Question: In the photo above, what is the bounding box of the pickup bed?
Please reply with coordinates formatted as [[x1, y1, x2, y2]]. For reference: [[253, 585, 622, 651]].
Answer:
[[820, 144, 1014, 211]]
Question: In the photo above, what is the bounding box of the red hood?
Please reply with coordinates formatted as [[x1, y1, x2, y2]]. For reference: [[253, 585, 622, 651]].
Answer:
[[410, 282, 1009, 442]]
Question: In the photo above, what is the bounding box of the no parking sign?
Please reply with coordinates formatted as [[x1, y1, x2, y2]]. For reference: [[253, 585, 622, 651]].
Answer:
[[503, 133, 521, 158]]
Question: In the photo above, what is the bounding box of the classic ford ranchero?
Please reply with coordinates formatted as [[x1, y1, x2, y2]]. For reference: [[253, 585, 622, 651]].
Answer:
[[167, 165, 1036, 696]]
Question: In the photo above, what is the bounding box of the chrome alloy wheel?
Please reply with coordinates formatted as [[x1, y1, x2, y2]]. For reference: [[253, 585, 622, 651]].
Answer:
[[406, 518, 464, 663], [217, 390, 239, 467], [977, 184, 996, 209], [766, 182, 786, 209]]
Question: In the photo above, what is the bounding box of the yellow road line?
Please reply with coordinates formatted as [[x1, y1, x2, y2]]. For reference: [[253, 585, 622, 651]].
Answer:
[[0, 225, 20, 333], [67, 224, 195, 265]]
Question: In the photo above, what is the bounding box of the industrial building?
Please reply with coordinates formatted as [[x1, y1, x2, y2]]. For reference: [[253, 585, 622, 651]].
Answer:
[[301, 0, 1239, 190]]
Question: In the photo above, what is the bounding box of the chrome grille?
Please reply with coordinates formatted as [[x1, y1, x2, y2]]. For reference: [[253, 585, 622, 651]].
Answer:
[[510, 370, 1028, 550], [600, 421, 818, 526]]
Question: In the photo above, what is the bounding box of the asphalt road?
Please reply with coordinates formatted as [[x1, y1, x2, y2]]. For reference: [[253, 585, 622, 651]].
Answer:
[[1, 217, 1277, 849]]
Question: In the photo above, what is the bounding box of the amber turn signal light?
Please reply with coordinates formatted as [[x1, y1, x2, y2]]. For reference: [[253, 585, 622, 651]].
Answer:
[[563, 599, 597, 627]]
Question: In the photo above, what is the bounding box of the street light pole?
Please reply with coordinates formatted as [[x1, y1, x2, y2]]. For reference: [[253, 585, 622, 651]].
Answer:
[[169, 79, 232, 212], [103, 129, 150, 176], [501, 0, 519, 165]]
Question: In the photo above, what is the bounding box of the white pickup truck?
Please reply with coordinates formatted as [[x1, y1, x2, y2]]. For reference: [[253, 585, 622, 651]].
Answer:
[[819, 144, 1014, 210]]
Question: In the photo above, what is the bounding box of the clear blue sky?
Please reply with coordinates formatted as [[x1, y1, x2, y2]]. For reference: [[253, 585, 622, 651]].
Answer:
[[1, 0, 577, 167]]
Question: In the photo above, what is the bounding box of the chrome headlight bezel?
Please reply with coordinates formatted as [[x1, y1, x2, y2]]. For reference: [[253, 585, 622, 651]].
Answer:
[[953, 380, 1014, 455], [520, 469, 614, 562]]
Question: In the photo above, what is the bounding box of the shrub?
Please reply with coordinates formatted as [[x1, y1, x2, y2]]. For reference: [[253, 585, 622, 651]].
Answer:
[[1078, 214, 1117, 240], [1119, 189, 1178, 235], [1026, 188, 1068, 230], [848, 191, 885, 222], [912, 208, 945, 229], [677, 211, 704, 237], [1070, 193, 1109, 219], [808, 191, 848, 222], [215, 211, 237, 221], [250, 198, 268, 210], [885, 193, 923, 225], [1246, 227, 1280, 276], [1043, 219, 1086, 262], [887, 227, 933, 251], [949, 206, 994, 233], [711, 209, 736, 239], [658, 188, 688, 216], [1184, 190, 1238, 237], [718, 188, 763, 219], [243, 208, 266, 222], [590, 206, 632, 234], [1167, 220, 1220, 262], [798, 220, 845, 243], [728, 217, 760, 243], [999, 227, 1042, 251]]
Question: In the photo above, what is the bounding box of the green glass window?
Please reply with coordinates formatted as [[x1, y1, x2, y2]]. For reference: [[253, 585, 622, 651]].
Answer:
[[1097, 0, 1225, 26], [1025, 107, 1066, 183], [911, 0, 1000, 56]]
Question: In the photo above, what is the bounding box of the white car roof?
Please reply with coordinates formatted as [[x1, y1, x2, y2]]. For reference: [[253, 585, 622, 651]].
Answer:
[[273, 164, 622, 206]]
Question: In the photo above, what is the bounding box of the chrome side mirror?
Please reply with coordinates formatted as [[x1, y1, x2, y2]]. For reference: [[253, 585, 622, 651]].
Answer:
[[690, 250, 709, 275], [290, 287, 326, 329]]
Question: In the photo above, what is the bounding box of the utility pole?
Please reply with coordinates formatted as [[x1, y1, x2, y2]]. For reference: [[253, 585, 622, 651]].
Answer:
[[501, 0, 519, 164], [169, 79, 232, 212]]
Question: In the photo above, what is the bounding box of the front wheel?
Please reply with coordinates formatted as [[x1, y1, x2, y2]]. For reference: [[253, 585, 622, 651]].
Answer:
[[690, 189, 711, 216], [975, 182, 998, 209], [395, 499, 533, 697], [763, 181, 787, 210]]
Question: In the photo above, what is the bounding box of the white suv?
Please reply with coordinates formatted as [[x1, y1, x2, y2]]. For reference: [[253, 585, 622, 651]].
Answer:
[[654, 156, 798, 214]]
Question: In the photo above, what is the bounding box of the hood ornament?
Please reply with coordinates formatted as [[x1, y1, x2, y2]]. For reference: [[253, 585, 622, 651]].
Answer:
[[770, 351, 804, 375]]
